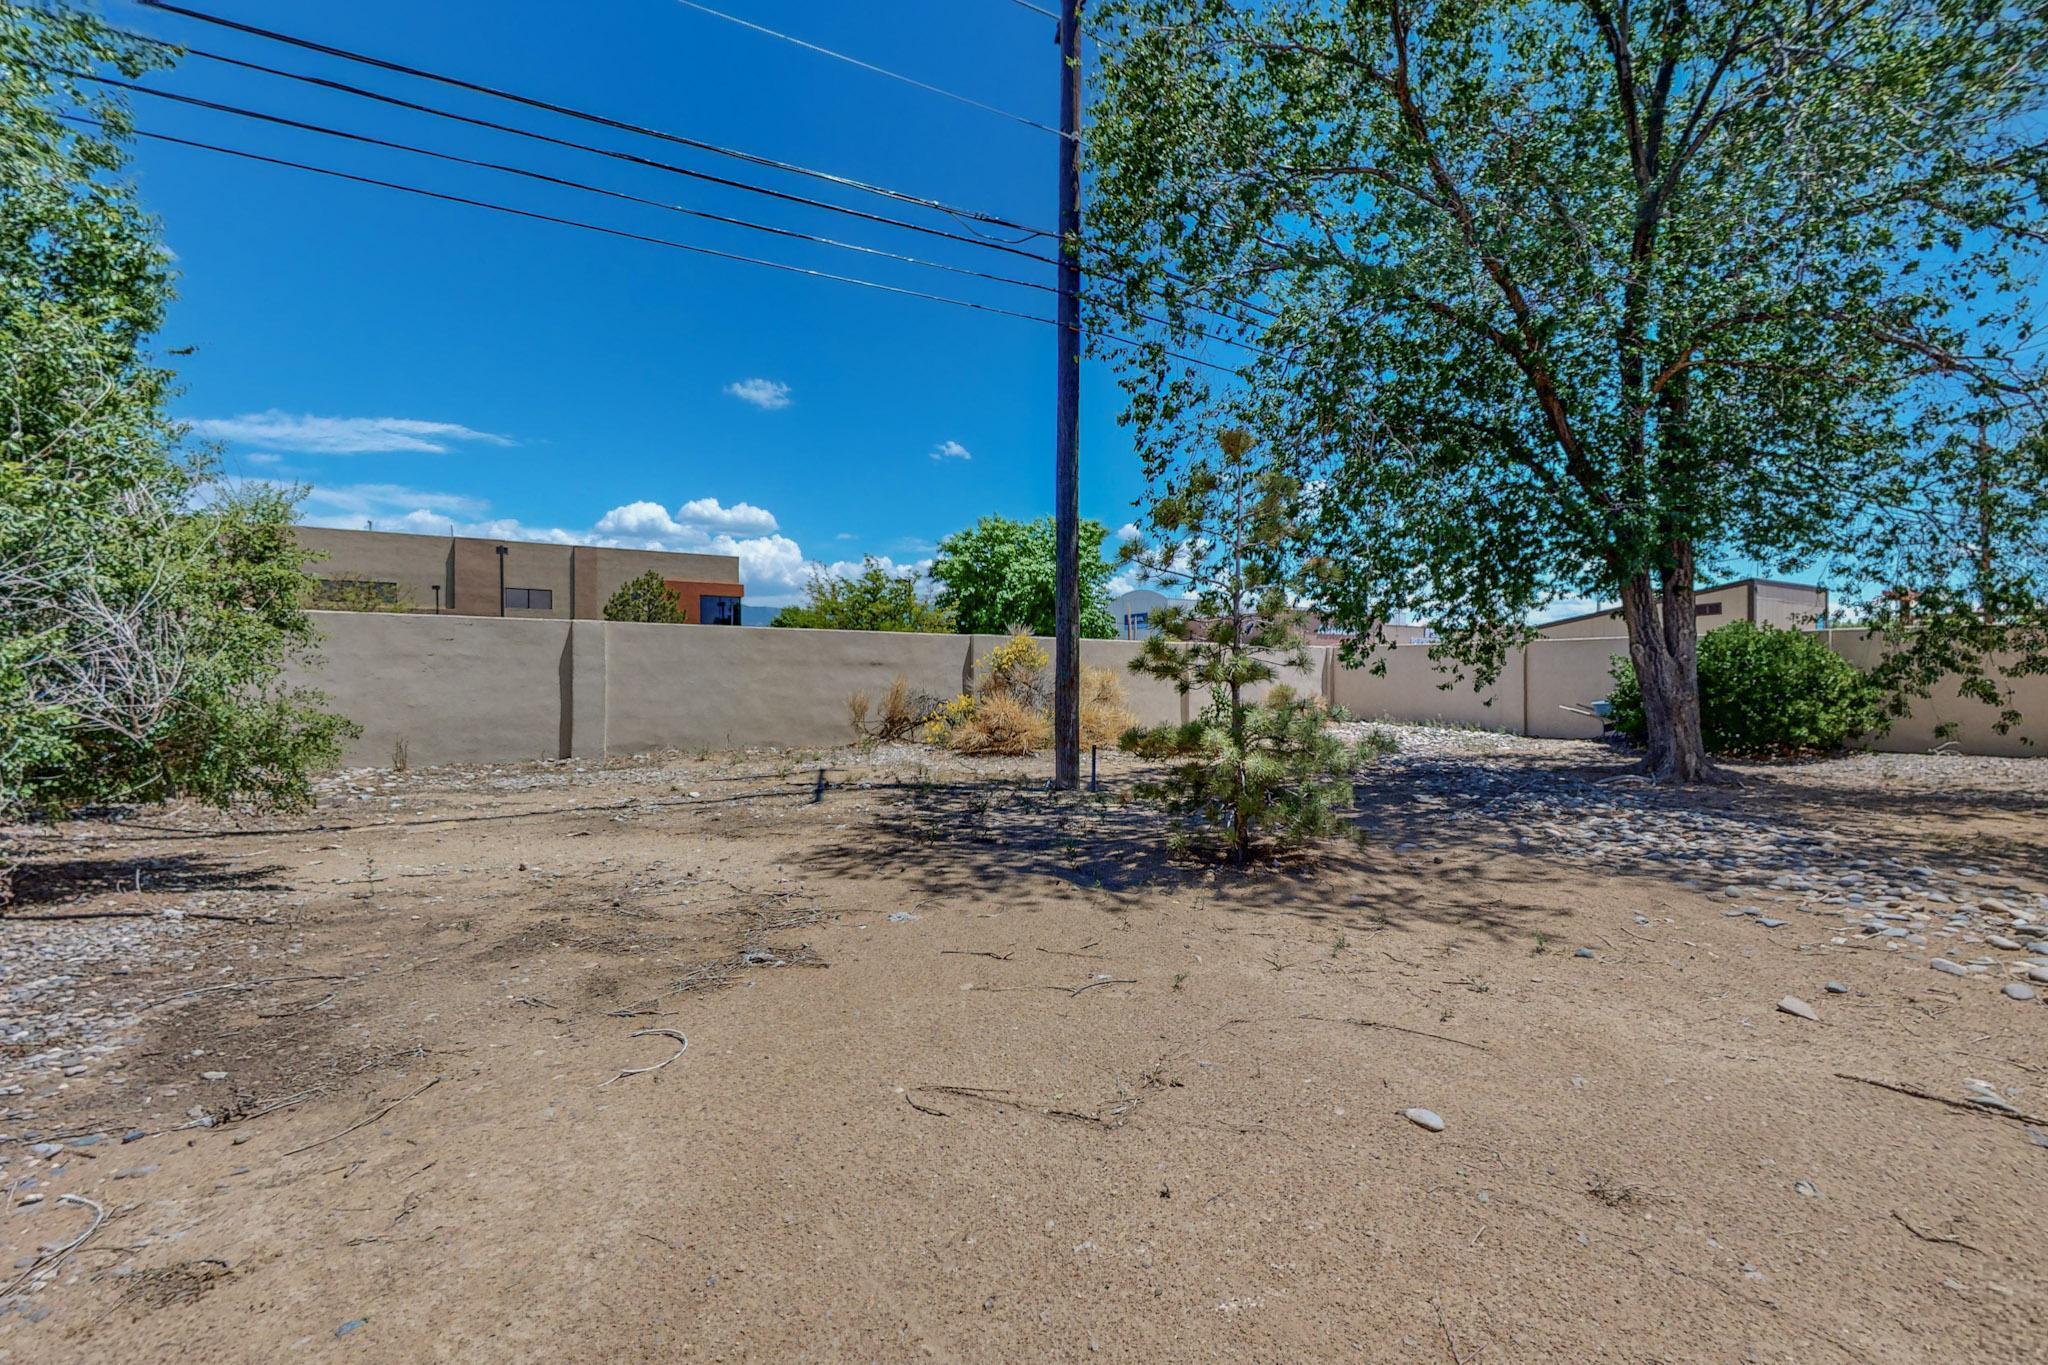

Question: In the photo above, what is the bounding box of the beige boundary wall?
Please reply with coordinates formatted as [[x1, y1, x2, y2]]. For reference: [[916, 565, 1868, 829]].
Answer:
[[290, 612, 2043, 768], [291, 611, 1330, 768], [1335, 633, 2047, 757]]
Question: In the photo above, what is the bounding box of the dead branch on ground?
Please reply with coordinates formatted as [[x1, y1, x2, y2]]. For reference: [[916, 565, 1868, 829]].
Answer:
[[596, 1029, 690, 1089], [1835, 1073, 2046, 1126], [283, 1076, 444, 1157]]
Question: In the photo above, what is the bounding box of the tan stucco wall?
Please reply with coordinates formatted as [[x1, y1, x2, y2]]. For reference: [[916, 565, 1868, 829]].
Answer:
[[287, 611, 573, 767], [293, 613, 1328, 767], [287, 614, 2040, 768], [1330, 643, 1525, 732], [1822, 631, 2048, 758]]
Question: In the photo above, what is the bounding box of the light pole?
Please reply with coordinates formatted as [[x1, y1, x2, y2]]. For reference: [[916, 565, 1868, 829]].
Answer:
[[495, 544, 508, 616]]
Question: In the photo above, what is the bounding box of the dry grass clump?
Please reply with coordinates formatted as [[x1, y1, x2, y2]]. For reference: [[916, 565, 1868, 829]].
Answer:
[[946, 692, 1052, 755], [912, 636, 1132, 757], [1079, 666, 1135, 748], [847, 675, 941, 743]]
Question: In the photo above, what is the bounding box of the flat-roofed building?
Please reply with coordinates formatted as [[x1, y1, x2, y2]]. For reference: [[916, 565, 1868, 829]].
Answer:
[[295, 526, 744, 624], [1534, 578, 1827, 639]]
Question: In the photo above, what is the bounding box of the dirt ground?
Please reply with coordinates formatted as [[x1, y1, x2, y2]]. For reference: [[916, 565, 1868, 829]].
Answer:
[[2, 731, 2044, 1363]]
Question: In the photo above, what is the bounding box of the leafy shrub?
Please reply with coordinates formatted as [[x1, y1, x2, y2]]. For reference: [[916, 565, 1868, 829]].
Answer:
[[1607, 621, 1882, 756], [603, 571, 686, 624]]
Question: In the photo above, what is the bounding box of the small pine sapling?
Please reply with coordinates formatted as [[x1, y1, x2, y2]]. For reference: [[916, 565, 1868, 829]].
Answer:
[[1118, 429, 1367, 863]]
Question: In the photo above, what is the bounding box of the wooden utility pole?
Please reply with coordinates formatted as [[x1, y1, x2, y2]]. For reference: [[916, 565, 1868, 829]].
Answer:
[[1052, 0, 1083, 788]]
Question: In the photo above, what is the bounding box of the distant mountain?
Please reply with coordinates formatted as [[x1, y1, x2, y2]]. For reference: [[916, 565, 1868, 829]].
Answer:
[[740, 604, 787, 627]]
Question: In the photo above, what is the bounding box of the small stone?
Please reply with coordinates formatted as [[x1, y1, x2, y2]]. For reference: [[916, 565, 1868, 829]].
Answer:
[[1757, 918, 1787, 929], [335, 1318, 366, 1338], [112, 1164, 158, 1180], [121, 1129, 146, 1144], [1986, 935, 2022, 951], [2002, 983, 2036, 1002], [886, 912, 917, 923], [1793, 1179, 1821, 1198], [1776, 996, 1818, 1022], [199, 1071, 228, 1082], [1401, 1107, 1445, 1132], [1929, 958, 1968, 976], [1573, 947, 1595, 959], [1824, 981, 1849, 994]]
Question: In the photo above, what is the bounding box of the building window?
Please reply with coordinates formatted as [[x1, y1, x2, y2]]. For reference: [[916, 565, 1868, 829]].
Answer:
[[1696, 601, 1724, 617], [1127, 612, 1150, 632], [503, 587, 554, 611], [698, 594, 742, 625]]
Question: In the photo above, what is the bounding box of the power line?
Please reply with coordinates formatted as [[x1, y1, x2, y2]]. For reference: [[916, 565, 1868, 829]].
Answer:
[[667, 0, 1070, 139], [78, 72, 1268, 358], [131, 36, 1067, 274], [63, 68, 1067, 302], [132, 4, 1276, 325], [998, 0, 1060, 19], [79, 117, 1240, 373], [134, 1, 1054, 239]]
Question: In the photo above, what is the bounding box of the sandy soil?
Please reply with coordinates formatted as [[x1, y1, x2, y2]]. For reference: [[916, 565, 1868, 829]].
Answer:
[[2, 733, 2043, 1363]]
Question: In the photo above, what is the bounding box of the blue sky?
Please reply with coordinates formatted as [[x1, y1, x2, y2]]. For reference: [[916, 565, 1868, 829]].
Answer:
[[110, 0, 1151, 605]]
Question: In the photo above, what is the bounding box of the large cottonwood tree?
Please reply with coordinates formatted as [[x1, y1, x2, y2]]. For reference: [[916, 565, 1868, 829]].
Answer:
[[1085, 0, 2046, 779]]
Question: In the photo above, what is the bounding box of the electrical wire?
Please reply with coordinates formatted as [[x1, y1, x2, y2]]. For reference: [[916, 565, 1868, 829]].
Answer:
[[76, 73, 1268, 356], [77, 116, 1240, 373], [134, 0, 1054, 237], [131, 4, 1277, 323], [666, 0, 1071, 139], [134, 37, 1066, 273], [999, 0, 1061, 19], [63, 69, 1068, 301]]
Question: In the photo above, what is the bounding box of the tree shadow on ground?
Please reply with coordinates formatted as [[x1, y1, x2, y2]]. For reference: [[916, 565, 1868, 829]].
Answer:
[[793, 768, 1590, 945], [1, 850, 292, 910]]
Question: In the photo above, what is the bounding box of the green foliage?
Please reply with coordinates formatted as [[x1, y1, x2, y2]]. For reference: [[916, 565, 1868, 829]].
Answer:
[[1607, 623, 1882, 756], [1123, 685, 1361, 861], [603, 569, 687, 624], [311, 572, 416, 613], [1085, 0, 2047, 779], [1848, 413, 2048, 738], [1119, 430, 1366, 862], [1, 8, 353, 830], [929, 515, 1116, 637], [773, 556, 953, 632]]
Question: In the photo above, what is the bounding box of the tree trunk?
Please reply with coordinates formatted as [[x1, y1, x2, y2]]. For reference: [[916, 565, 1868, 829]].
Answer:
[[1617, 554, 1721, 784]]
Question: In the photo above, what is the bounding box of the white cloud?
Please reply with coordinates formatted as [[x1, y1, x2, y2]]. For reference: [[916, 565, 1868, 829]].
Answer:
[[188, 410, 513, 455], [297, 483, 492, 530], [724, 378, 792, 411], [1114, 521, 1142, 542], [929, 439, 971, 462], [244, 451, 283, 466], [594, 497, 780, 539], [677, 497, 778, 532]]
